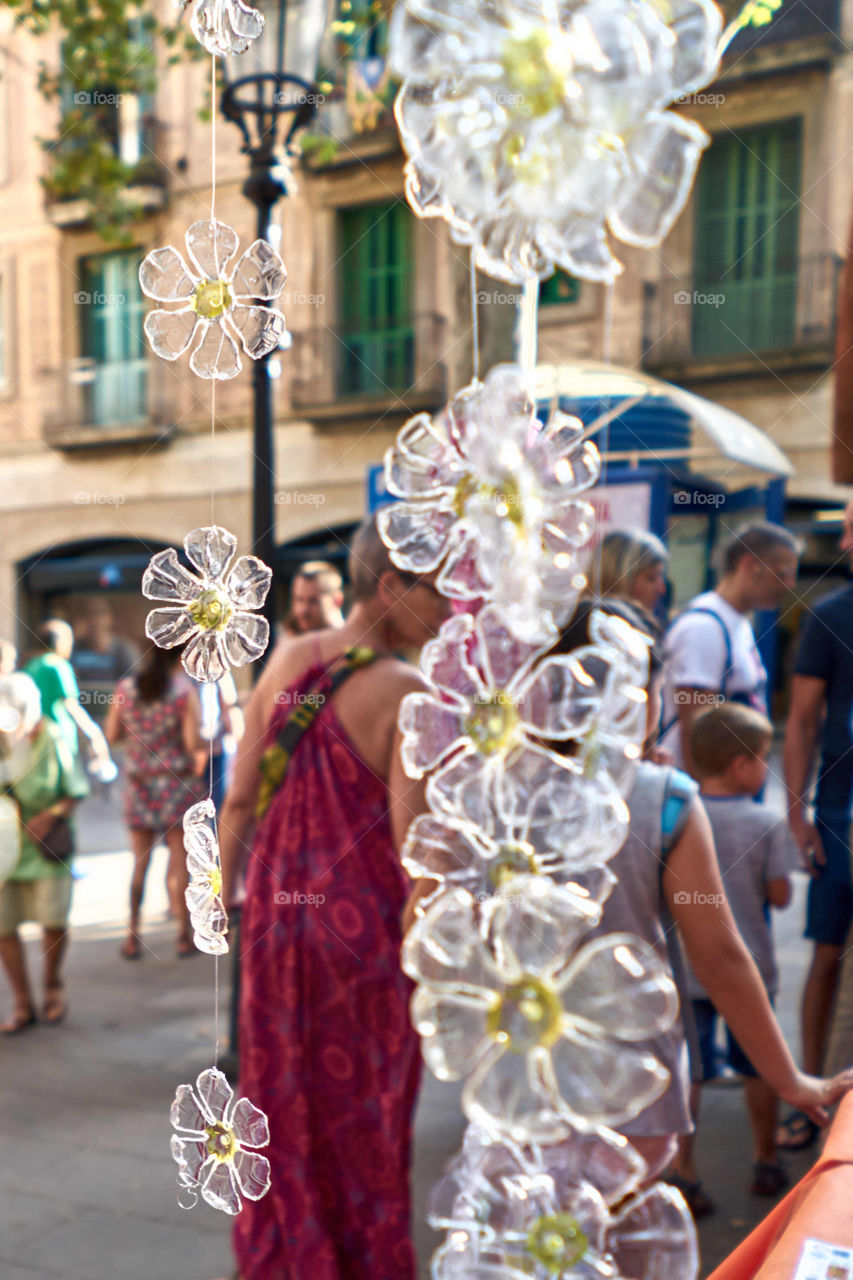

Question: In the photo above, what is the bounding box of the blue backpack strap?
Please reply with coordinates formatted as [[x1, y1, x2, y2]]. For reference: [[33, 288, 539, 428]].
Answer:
[[660, 768, 698, 860], [659, 605, 734, 740]]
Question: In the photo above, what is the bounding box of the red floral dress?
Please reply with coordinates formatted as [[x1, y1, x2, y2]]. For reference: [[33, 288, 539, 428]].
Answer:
[[234, 658, 420, 1280], [117, 676, 202, 832]]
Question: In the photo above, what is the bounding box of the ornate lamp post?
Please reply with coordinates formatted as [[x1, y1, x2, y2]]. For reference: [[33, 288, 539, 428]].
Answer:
[[220, 0, 330, 630]]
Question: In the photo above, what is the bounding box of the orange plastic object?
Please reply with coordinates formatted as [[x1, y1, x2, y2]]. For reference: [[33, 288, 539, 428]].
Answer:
[[708, 1093, 853, 1280]]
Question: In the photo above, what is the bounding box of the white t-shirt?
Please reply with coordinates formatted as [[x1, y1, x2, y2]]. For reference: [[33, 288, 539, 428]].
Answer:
[[661, 590, 768, 769]]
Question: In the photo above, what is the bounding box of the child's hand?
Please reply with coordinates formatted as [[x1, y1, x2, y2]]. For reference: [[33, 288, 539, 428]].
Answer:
[[781, 1068, 853, 1126]]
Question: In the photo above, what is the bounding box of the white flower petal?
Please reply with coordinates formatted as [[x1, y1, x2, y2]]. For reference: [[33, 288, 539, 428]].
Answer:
[[185, 218, 239, 280], [201, 1158, 242, 1215], [222, 612, 270, 668], [184, 526, 237, 580], [196, 1067, 234, 1125], [231, 240, 286, 299], [182, 632, 228, 683], [143, 307, 198, 360], [145, 607, 197, 649], [231, 1096, 270, 1148], [189, 318, 242, 380], [139, 247, 196, 301]]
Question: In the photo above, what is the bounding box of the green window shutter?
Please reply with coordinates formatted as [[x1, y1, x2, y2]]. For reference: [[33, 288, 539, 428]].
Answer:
[[539, 269, 579, 306], [693, 119, 801, 357], [79, 252, 147, 425], [337, 201, 414, 395], [337, 0, 389, 60]]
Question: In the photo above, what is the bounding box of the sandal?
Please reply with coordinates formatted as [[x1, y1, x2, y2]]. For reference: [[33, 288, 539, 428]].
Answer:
[[752, 1160, 790, 1197], [120, 936, 142, 960], [0, 1007, 37, 1035], [661, 1172, 717, 1218], [776, 1110, 819, 1151], [43, 987, 66, 1025]]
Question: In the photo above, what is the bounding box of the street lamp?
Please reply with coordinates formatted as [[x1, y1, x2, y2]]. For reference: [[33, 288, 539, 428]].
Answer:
[[218, 0, 329, 1079], [220, 0, 330, 631]]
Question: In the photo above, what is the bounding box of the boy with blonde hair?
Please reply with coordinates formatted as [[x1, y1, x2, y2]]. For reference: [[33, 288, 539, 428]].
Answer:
[[684, 702, 799, 1196]]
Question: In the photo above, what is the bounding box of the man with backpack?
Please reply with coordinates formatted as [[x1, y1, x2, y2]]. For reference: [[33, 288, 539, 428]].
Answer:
[[660, 521, 800, 777]]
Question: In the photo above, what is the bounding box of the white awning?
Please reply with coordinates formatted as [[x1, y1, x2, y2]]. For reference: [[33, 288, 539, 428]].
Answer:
[[534, 361, 794, 478]]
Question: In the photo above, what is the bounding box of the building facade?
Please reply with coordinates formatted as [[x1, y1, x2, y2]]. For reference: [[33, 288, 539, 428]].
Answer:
[[0, 0, 850, 680]]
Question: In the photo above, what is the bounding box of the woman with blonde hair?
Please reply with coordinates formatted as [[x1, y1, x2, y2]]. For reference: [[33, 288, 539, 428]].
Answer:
[[594, 528, 669, 629]]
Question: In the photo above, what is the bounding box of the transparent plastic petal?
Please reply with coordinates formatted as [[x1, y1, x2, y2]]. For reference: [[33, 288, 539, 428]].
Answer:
[[556, 934, 679, 1040], [225, 555, 272, 611], [514, 655, 605, 740], [436, 524, 494, 600], [185, 218, 240, 280], [196, 1067, 234, 1125], [384, 410, 463, 499], [190, 0, 265, 56], [182, 632, 227, 684], [142, 548, 202, 603], [610, 113, 709, 249], [228, 305, 288, 359], [231, 1096, 270, 1148], [233, 1148, 272, 1201], [426, 749, 496, 827], [139, 247, 196, 301], [546, 1028, 670, 1126], [171, 1082, 209, 1134], [231, 240, 286, 300], [399, 692, 468, 778], [171, 1134, 207, 1182], [474, 605, 545, 694], [145, 607, 197, 649], [607, 1183, 698, 1280], [485, 877, 600, 979], [184, 526, 238, 580], [402, 887, 499, 993], [143, 308, 198, 361], [420, 613, 483, 704], [462, 1043, 564, 1142], [201, 1158, 242, 1215], [412, 986, 491, 1081], [189, 318, 241, 380], [377, 500, 457, 573], [192, 925, 229, 956], [401, 813, 487, 886], [543, 1123, 647, 1207]]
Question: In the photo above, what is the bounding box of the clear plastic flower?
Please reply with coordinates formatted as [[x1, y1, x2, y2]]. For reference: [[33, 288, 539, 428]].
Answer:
[[403, 880, 679, 1139], [171, 1067, 271, 1215], [182, 0, 265, 57], [402, 808, 618, 913], [430, 1122, 696, 1280], [143, 525, 272, 683], [139, 219, 289, 380], [379, 365, 599, 644], [389, 0, 721, 282], [184, 799, 228, 955], [401, 603, 634, 827]]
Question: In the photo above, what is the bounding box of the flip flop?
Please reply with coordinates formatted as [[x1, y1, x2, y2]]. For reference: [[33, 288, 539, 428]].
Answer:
[[43, 988, 66, 1025], [776, 1110, 819, 1151], [120, 937, 142, 960], [0, 1008, 37, 1035]]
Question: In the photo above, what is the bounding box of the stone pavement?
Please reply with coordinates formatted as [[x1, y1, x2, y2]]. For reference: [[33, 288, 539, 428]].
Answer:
[[0, 769, 828, 1279]]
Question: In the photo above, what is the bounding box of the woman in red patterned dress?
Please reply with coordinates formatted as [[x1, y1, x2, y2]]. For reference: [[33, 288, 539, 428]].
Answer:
[[219, 520, 451, 1280], [106, 646, 204, 958]]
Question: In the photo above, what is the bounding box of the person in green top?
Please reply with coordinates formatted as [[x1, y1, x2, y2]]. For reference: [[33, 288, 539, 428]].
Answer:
[[0, 671, 88, 1033], [24, 620, 111, 767]]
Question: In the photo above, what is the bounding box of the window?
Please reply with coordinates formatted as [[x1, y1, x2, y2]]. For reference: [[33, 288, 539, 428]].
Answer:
[[692, 119, 801, 357], [539, 269, 579, 306], [335, 0, 389, 60], [337, 201, 414, 396], [78, 252, 147, 425], [58, 23, 155, 169]]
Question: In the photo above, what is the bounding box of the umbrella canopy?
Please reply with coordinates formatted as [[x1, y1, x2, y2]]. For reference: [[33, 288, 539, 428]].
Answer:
[[534, 361, 793, 479]]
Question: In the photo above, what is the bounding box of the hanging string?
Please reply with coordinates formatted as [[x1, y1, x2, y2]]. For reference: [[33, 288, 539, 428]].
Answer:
[[469, 251, 480, 383], [591, 279, 616, 597], [518, 275, 538, 384], [210, 56, 217, 227], [208, 50, 221, 1069]]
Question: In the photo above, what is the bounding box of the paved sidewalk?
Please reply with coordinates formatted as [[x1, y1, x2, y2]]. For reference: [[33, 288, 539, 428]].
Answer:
[[0, 771, 827, 1278]]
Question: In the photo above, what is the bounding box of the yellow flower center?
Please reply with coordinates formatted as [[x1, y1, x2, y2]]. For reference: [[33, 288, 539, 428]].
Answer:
[[453, 473, 524, 528], [527, 1214, 588, 1271], [465, 692, 520, 756], [487, 975, 563, 1053], [489, 840, 538, 888], [188, 587, 233, 632], [209, 866, 223, 897], [205, 1123, 235, 1162], [501, 27, 573, 117], [193, 278, 232, 320]]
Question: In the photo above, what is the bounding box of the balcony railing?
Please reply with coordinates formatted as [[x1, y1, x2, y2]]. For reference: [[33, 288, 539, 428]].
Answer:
[[289, 313, 448, 417], [642, 254, 843, 372], [43, 358, 174, 448]]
